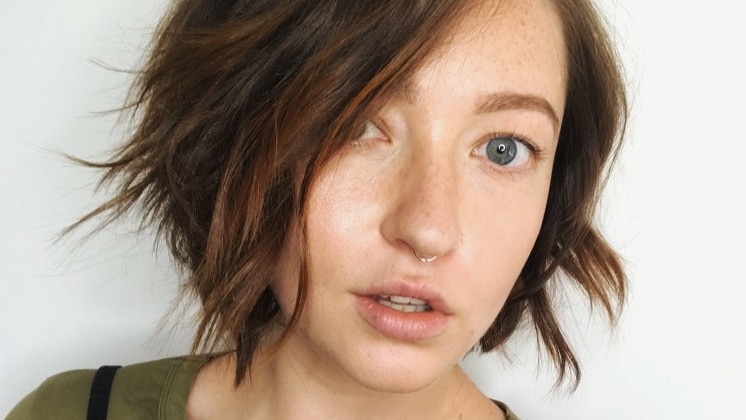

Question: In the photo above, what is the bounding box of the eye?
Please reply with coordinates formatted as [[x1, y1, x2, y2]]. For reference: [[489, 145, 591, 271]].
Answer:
[[482, 136, 532, 167], [352, 119, 386, 142]]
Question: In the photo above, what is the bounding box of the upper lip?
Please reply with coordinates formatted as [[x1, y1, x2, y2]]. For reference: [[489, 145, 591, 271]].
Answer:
[[355, 279, 452, 315]]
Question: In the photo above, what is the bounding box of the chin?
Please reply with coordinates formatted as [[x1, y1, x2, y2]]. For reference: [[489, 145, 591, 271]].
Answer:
[[333, 342, 462, 395], [348, 366, 446, 394]]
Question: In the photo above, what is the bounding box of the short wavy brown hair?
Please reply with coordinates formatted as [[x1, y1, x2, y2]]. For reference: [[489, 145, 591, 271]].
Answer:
[[74, 0, 627, 387]]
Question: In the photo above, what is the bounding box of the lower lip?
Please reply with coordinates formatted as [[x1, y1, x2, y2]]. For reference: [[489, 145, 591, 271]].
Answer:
[[355, 296, 449, 341]]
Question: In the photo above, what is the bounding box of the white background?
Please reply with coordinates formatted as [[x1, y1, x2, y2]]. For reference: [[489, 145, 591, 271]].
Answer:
[[1, 1, 744, 418]]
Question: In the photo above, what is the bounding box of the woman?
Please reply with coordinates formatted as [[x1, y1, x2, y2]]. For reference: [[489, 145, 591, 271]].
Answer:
[[9, 0, 627, 418]]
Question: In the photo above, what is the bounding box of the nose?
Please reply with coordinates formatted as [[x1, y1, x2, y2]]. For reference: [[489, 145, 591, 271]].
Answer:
[[380, 141, 462, 262]]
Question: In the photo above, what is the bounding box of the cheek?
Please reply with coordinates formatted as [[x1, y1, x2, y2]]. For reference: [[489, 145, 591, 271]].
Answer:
[[466, 219, 545, 346], [304, 166, 381, 274], [271, 167, 372, 315], [467, 178, 550, 300]]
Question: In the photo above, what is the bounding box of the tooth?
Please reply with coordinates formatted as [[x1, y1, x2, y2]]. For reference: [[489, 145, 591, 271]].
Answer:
[[389, 296, 410, 304], [389, 296, 428, 305], [376, 297, 431, 313]]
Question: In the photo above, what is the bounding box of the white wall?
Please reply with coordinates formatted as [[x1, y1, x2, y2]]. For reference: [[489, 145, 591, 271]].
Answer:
[[1, 1, 744, 418]]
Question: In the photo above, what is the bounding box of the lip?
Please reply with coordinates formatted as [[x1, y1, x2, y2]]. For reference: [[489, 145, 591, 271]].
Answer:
[[354, 280, 451, 341]]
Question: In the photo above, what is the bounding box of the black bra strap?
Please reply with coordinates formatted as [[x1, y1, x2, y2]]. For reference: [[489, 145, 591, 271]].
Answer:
[[86, 365, 122, 420]]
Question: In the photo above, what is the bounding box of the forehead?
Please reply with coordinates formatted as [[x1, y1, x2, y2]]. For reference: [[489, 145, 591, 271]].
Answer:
[[401, 0, 567, 118]]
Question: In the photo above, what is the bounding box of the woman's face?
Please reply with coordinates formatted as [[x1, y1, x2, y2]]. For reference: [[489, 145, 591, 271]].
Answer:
[[273, 0, 567, 393]]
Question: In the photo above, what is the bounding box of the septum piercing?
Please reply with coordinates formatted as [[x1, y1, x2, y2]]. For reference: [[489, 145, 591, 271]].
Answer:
[[414, 250, 437, 263]]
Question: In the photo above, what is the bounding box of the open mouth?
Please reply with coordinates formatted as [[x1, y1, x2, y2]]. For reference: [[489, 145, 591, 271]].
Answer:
[[375, 295, 431, 313], [356, 291, 448, 340]]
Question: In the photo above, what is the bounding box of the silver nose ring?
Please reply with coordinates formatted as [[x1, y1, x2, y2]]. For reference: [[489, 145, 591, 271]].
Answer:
[[414, 250, 437, 263]]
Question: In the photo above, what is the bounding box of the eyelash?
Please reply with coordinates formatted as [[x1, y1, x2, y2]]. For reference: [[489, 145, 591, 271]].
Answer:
[[488, 131, 539, 153], [476, 131, 543, 169]]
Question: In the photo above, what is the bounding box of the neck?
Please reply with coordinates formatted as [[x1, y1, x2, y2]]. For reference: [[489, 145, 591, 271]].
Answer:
[[248, 335, 471, 419], [187, 333, 498, 420]]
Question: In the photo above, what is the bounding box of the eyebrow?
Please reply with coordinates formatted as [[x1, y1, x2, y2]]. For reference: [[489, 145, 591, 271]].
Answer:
[[393, 81, 560, 133], [475, 92, 560, 132]]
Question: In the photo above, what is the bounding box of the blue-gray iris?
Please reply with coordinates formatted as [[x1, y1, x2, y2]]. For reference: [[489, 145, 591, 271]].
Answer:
[[486, 137, 517, 166]]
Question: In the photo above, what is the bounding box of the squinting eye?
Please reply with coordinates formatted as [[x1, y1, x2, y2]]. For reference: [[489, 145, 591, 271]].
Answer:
[[484, 137, 531, 167]]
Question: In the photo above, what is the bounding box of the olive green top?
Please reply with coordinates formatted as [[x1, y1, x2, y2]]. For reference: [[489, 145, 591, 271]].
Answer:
[[7, 357, 520, 419]]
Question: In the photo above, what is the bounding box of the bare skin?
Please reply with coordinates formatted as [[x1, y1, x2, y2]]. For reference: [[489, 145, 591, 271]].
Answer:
[[187, 349, 504, 420], [186, 0, 566, 417]]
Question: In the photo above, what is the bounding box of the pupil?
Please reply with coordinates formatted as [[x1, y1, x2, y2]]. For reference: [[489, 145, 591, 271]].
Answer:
[[486, 137, 517, 166]]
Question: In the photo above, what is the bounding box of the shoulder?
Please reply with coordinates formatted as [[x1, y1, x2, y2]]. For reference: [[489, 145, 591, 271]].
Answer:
[[7, 368, 95, 420], [108, 356, 207, 419], [7, 356, 208, 420]]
